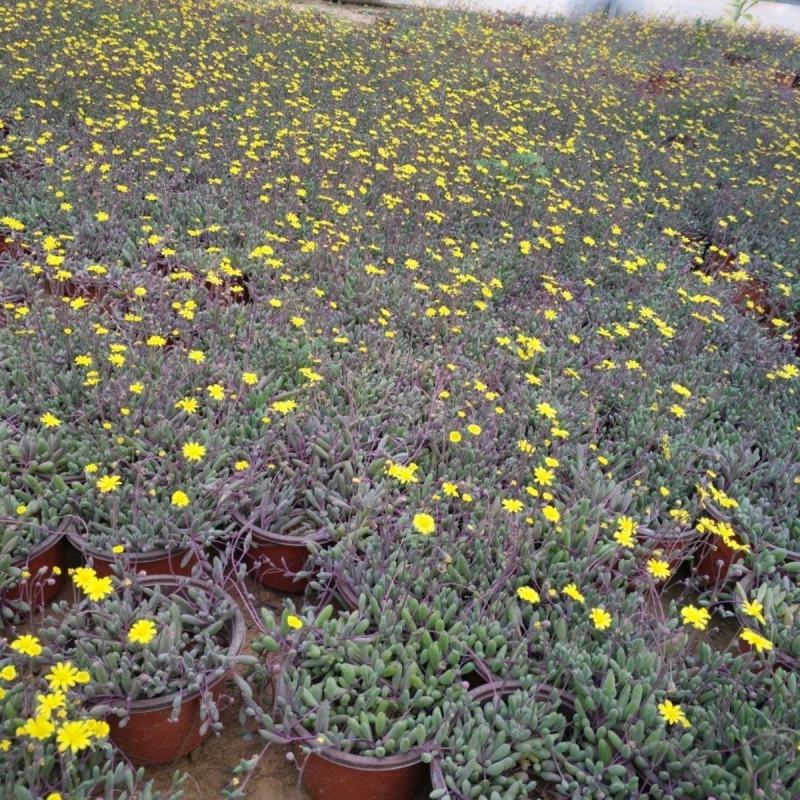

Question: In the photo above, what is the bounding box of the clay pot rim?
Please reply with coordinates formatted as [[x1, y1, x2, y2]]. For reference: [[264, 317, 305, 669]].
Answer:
[[275, 669, 425, 770], [233, 509, 331, 547], [11, 527, 65, 567], [94, 576, 245, 713], [67, 528, 198, 564]]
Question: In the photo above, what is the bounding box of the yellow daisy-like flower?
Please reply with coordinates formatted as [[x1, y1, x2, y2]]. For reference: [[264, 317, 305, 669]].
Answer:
[[1, 665, 17, 681], [171, 490, 190, 507], [562, 583, 585, 604], [412, 513, 435, 535], [741, 599, 766, 625], [658, 699, 690, 728], [502, 498, 524, 513], [128, 619, 157, 646], [589, 607, 612, 630], [517, 585, 540, 604], [286, 614, 304, 630], [40, 412, 61, 428], [681, 604, 711, 631], [646, 558, 671, 580], [96, 474, 121, 493], [20, 714, 56, 741], [542, 505, 560, 523], [271, 399, 297, 415], [740, 627, 774, 654], [182, 441, 207, 462], [56, 720, 93, 753], [10, 635, 43, 657], [83, 575, 113, 601], [242, 371, 258, 385], [466, 424, 482, 436], [46, 662, 88, 692], [448, 430, 462, 443]]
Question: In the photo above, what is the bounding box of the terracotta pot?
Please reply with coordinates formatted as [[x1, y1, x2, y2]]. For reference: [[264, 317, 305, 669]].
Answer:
[[274, 669, 427, 800], [67, 531, 199, 578], [104, 576, 245, 764], [5, 531, 66, 605], [694, 536, 744, 584], [293, 736, 428, 800], [638, 529, 697, 571], [235, 511, 329, 593]]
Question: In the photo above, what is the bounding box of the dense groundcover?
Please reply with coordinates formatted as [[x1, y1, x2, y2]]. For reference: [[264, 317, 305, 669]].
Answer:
[[1, 1, 800, 798]]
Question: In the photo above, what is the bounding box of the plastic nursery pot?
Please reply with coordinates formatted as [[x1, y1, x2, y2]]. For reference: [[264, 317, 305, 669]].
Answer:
[[694, 536, 743, 585], [429, 680, 573, 795], [638, 529, 697, 571], [234, 511, 330, 593], [276, 673, 428, 800], [5, 530, 66, 606], [104, 576, 245, 765], [67, 531, 199, 578]]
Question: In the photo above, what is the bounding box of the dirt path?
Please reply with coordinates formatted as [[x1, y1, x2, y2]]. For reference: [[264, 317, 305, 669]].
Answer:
[[285, 0, 382, 27]]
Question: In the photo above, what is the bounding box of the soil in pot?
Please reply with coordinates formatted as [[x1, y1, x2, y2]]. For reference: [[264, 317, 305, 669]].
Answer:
[[5, 531, 66, 606]]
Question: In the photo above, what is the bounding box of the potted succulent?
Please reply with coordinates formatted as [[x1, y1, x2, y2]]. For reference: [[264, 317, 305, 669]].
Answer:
[[1, 643, 184, 799], [224, 418, 388, 592], [429, 681, 569, 799], [67, 453, 223, 578], [253, 604, 468, 800], [0, 427, 73, 606], [41, 574, 245, 764]]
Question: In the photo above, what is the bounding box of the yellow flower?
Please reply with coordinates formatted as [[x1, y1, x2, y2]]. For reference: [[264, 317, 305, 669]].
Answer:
[[175, 396, 199, 414], [467, 424, 481, 436], [517, 585, 540, 604], [271, 399, 297, 415], [234, 460, 250, 471], [412, 513, 435, 535], [171, 490, 190, 507], [46, 662, 89, 691], [84, 719, 110, 739], [207, 383, 225, 401], [681, 604, 711, 631], [36, 691, 66, 717], [533, 466, 554, 486], [57, 720, 93, 753], [589, 607, 612, 630], [542, 505, 560, 523], [128, 619, 157, 645], [740, 627, 774, 654], [182, 441, 207, 461], [386, 462, 419, 484], [40, 412, 61, 428], [188, 350, 206, 363], [111, 544, 125, 554], [10, 635, 42, 657], [287, 614, 303, 630], [96, 474, 121, 493], [562, 583, 585, 604], [613, 516, 637, 548], [83, 575, 113, 601], [741, 599, 766, 625], [502, 498, 523, 513], [448, 431, 462, 443], [658, 699, 690, 728], [647, 558, 671, 580], [1, 665, 17, 681], [21, 714, 55, 741], [536, 402, 557, 420]]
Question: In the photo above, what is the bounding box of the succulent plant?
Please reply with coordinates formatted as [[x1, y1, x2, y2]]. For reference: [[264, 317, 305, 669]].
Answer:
[[41, 576, 244, 733], [254, 604, 468, 757], [0, 648, 185, 799], [431, 685, 568, 800]]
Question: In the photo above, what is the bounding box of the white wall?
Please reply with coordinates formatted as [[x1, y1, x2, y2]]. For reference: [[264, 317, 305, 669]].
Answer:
[[388, 0, 800, 34]]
